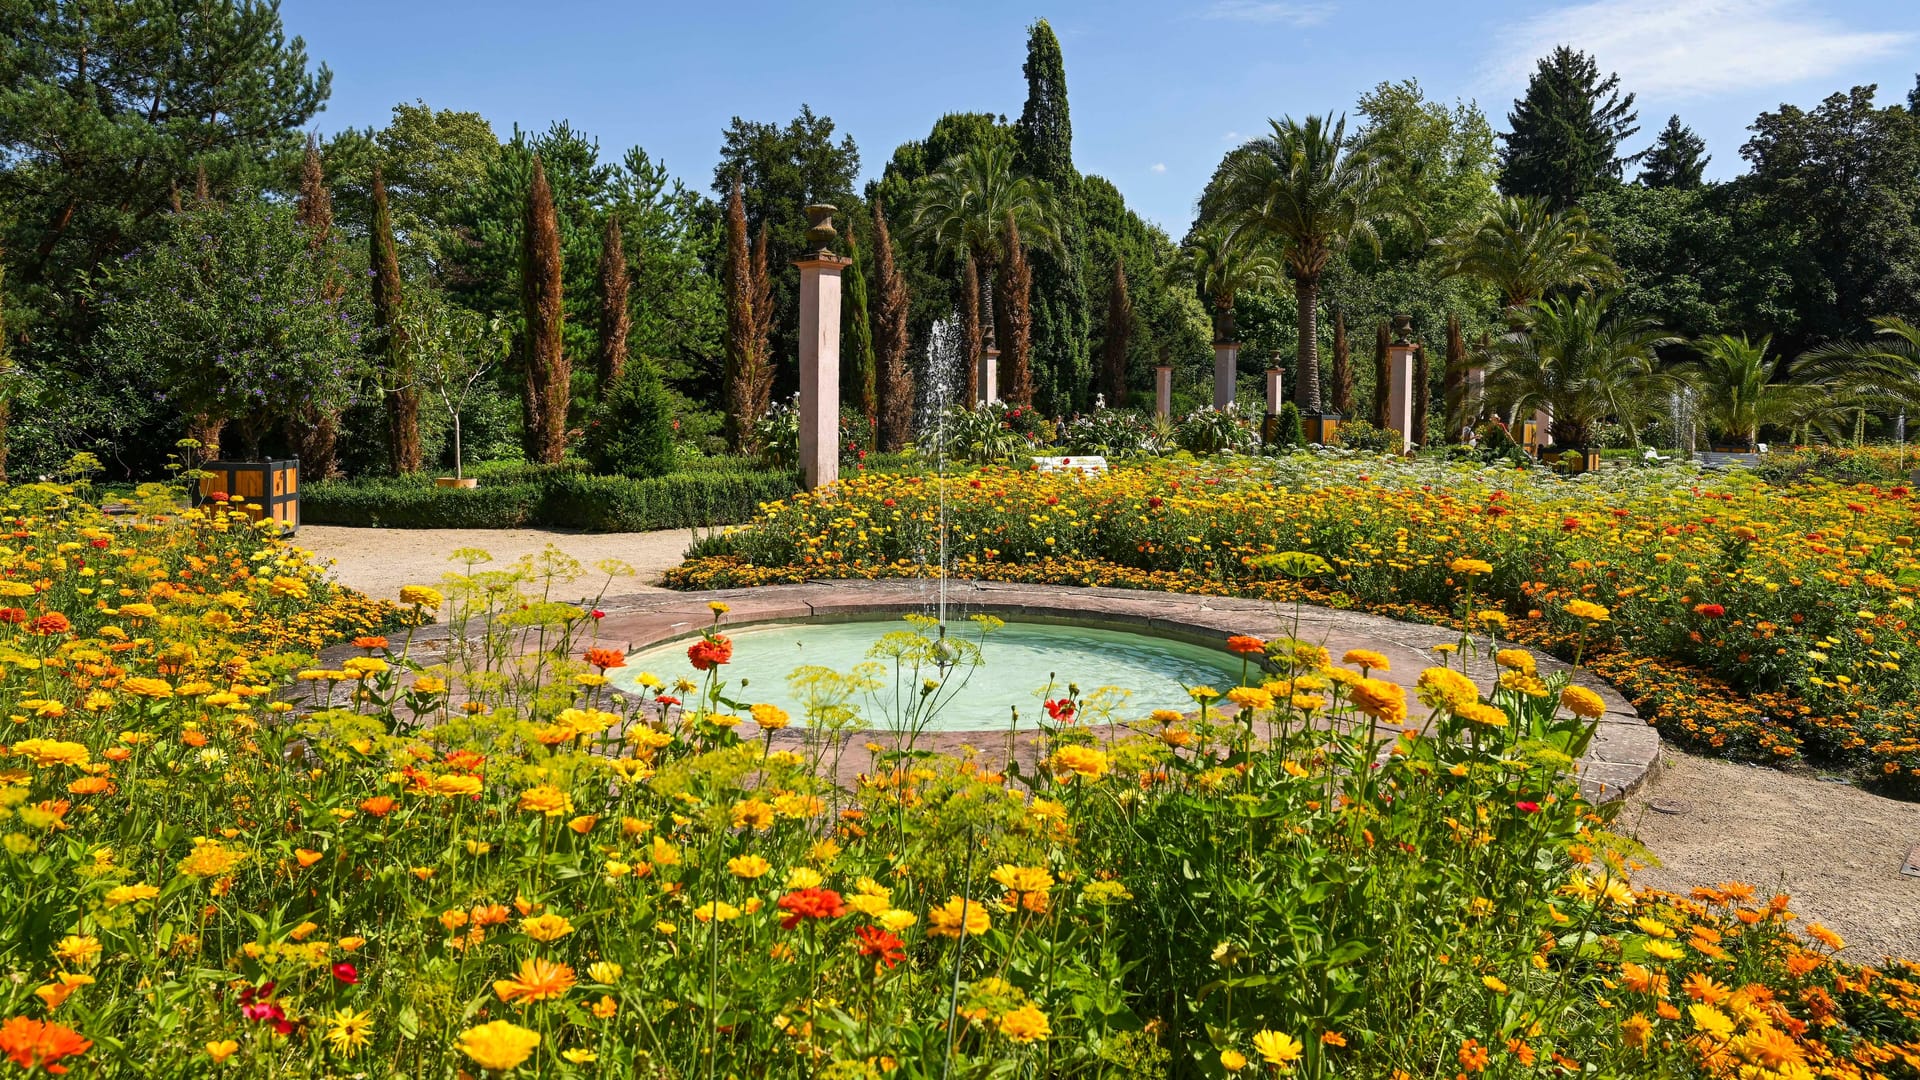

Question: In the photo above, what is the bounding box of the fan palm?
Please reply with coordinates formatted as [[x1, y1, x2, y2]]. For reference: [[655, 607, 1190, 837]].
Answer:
[[908, 142, 1061, 337], [1678, 334, 1840, 450], [1176, 221, 1281, 344], [1216, 113, 1409, 411], [1484, 293, 1676, 449], [1438, 196, 1619, 323]]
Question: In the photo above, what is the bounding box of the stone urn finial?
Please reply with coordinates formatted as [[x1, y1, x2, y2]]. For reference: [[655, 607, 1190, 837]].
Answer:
[[1391, 313, 1414, 345], [804, 204, 838, 252]]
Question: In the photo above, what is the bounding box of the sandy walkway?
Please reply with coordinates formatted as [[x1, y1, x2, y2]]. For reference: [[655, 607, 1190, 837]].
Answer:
[[1621, 750, 1920, 964], [297, 526, 695, 604]]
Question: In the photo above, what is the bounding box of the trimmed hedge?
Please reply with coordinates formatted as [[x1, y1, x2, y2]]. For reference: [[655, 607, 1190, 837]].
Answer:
[[303, 467, 801, 531]]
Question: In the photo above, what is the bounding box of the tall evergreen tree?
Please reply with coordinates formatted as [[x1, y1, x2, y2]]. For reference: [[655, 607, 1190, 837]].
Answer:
[[1330, 309, 1353, 415], [1001, 213, 1035, 406], [295, 136, 334, 255], [289, 137, 340, 477], [747, 220, 774, 426], [1499, 47, 1640, 208], [0, 249, 10, 484], [370, 165, 420, 474], [1100, 257, 1131, 406], [596, 214, 631, 392], [520, 157, 569, 465], [1443, 313, 1468, 441], [1639, 115, 1709, 188], [1372, 320, 1391, 428], [872, 203, 915, 451], [844, 223, 878, 437], [1412, 342, 1430, 446], [962, 257, 983, 404], [723, 176, 755, 450], [1015, 19, 1090, 415]]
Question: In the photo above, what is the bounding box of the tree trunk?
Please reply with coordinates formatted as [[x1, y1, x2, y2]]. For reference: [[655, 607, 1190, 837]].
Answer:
[[1292, 276, 1320, 412], [962, 257, 983, 406], [872, 202, 915, 451]]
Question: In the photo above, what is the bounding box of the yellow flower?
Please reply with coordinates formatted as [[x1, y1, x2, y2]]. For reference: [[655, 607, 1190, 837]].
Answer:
[[1450, 557, 1493, 576], [997, 1003, 1051, 1043], [926, 896, 991, 938], [1048, 745, 1109, 781], [587, 961, 622, 984], [119, 677, 173, 698], [1456, 702, 1509, 728], [324, 1007, 374, 1054], [1482, 974, 1509, 993], [1646, 940, 1685, 961], [1252, 1030, 1304, 1069], [493, 957, 577, 1005], [399, 585, 444, 608], [728, 854, 772, 879], [206, 1039, 240, 1064], [1493, 648, 1536, 674], [1220, 1049, 1249, 1072], [750, 703, 791, 730], [1342, 648, 1389, 671], [519, 913, 574, 942], [1560, 686, 1606, 719], [693, 901, 741, 923], [1415, 667, 1478, 710], [516, 785, 573, 817], [877, 909, 918, 932], [11, 739, 90, 768], [784, 867, 824, 890], [54, 935, 102, 968], [456, 1020, 540, 1072], [1225, 686, 1273, 712], [1688, 1003, 1735, 1039], [1565, 599, 1611, 622], [104, 883, 160, 906], [1347, 678, 1407, 724]]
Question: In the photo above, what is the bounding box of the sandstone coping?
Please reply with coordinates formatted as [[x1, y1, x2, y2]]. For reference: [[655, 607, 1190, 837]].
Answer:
[[582, 580, 1659, 802]]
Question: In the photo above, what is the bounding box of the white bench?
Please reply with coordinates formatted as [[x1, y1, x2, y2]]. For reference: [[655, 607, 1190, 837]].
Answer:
[[1032, 455, 1107, 475]]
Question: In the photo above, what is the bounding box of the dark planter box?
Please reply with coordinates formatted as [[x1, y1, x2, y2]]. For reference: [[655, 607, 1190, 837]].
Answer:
[[200, 459, 300, 532]]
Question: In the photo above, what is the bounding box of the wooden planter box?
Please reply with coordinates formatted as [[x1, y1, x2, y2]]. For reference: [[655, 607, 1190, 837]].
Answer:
[[199, 459, 300, 533], [1303, 412, 1340, 446]]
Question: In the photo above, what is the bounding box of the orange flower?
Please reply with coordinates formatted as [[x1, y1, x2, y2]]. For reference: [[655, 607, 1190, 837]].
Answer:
[[0, 1016, 93, 1074], [359, 796, 396, 817], [1225, 635, 1266, 656], [492, 957, 577, 1005], [1457, 1039, 1489, 1072], [584, 647, 626, 671]]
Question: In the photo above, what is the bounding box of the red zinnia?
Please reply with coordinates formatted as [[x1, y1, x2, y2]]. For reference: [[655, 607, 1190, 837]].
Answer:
[[0, 1016, 93, 1075], [776, 887, 848, 929], [29, 612, 70, 636], [1693, 603, 1726, 618], [331, 962, 359, 984], [0, 608, 26, 624], [687, 634, 733, 671], [855, 925, 906, 969]]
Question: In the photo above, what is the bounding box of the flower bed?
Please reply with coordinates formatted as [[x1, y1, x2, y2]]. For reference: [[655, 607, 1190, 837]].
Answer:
[[3, 540, 1916, 1077], [669, 458, 1920, 792]]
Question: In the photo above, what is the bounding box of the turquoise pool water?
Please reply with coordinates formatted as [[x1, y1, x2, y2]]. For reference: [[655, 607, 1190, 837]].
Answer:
[[611, 618, 1249, 732]]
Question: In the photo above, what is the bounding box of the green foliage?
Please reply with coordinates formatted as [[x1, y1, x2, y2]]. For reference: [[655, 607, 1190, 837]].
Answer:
[[1485, 293, 1677, 448], [317, 102, 502, 275], [1272, 401, 1305, 448], [303, 464, 799, 531], [581, 361, 675, 478], [1638, 114, 1709, 188], [1580, 184, 1740, 337], [1498, 46, 1641, 208], [1332, 418, 1396, 453], [1016, 20, 1092, 416]]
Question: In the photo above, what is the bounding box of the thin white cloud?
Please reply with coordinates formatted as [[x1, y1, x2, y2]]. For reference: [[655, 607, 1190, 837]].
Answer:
[[1202, 1, 1335, 26], [1221, 131, 1243, 143], [1488, 0, 1912, 99], [1151, 162, 1168, 173]]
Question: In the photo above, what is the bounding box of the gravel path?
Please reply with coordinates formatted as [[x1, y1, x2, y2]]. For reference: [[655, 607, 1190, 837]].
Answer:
[[1621, 750, 1920, 964], [297, 525, 694, 604]]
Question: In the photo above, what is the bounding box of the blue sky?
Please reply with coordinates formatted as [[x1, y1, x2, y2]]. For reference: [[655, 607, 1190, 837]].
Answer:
[[282, 0, 1920, 234]]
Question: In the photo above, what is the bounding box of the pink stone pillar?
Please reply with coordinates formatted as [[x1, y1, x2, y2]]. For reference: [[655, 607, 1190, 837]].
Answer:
[[1531, 406, 1554, 454], [1213, 342, 1239, 411], [1466, 366, 1486, 425], [979, 345, 1000, 406], [1264, 368, 1284, 417], [794, 205, 849, 491], [1154, 364, 1172, 421], [1385, 343, 1416, 453]]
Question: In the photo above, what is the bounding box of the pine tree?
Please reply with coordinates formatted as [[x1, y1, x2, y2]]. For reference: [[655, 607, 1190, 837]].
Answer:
[[520, 156, 569, 465], [289, 137, 340, 477], [1639, 115, 1709, 188], [1001, 213, 1034, 406], [596, 214, 631, 392], [844, 223, 878, 438], [872, 202, 915, 451], [1443, 314, 1467, 442], [1101, 257, 1131, 406], [1412, 343, 1430, 447], [1330, 309, 1353, 416], [1015, 19, 1089, 415], [1499, 46, 1640, 208], [370, 164, 420, 473], [1372, 320, 1391, 428], [723, 176, 754, 451]]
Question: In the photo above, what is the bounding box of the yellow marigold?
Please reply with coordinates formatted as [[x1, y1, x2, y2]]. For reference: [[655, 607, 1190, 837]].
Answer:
[[727, 855, 771, 879], [1565, 599, 1611, 622], [398, 586, 444, 608], [517, 785, 573, 817], [693, 901, 741, 923], [1493, 649, 1536, 674], [997, 1003, 1051, 1043], [1450, 557, 1493, 576], [104, 883, 159, 906], [1620, 1013, 1652, 1050], [177, 839, 246, 879], [12, 739, 90, 768], [456, 1020, 540, 1072], [1415, 667, 1478, 710], [1347, 678, 1407, 724], [926, 896, 991, 938], [519, 913, 573, 942], [1048, 745, 1109, 781], [1456, 702, 1510, 729], [1342, 648, 1390, 672], [1224, 686, 1273, 712], [1560, 686, 1606, 719], [750, 703, 791, 731], [119, 677, 173, 699], [1252, 1030, 1304, 1068], [990, 864, 1054, 895], [492, 957, 576, 1005]]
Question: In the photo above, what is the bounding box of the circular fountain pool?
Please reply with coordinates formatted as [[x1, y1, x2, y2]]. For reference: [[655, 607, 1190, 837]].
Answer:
[[611, 619, 1249, 732]]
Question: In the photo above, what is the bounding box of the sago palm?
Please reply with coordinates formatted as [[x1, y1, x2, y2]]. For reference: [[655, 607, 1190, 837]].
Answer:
[[1177, 220, 1281, 344], [1438, 196, 1619, 323], [1678, 334, 1839, 450], [1484, 293, 1676, 449], [1217, 113, 1409, 412]]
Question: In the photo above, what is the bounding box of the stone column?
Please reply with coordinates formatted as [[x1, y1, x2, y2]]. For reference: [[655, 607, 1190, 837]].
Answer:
[[1213, 341, 1239, 412], [979, 344, 1000, 406], [1531, 406, 1554, 455], [1384, 316, 1417, 453], [1265, 368, 1284, 418], [1465, 366, 1486, 428], [794, 205, 850, 490], [1155, 364, 1172, 421]]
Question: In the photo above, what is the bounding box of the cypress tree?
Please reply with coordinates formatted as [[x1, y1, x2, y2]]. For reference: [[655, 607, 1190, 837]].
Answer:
[[289, 137, 340, 477], [872, 202, 915, 451], [596, 214, 631, 392], [0, 249, 10, 484], [1443, 314, 1467, 442], [745, 221, 774, 431], [1100, 256, 1131, 406], [370, 164, 420, 474], [962, 258, 982, 405], [723, 176, 754, 451], [1412, 343, 1430, 447], [844, 223, 878, 438], [295, 135, 332, 255], [1499, 46, 1639, 208], [1330, 309, 1353, 416], [1638, 115, 1709, 188], [1372, 320, 1390, 428], [1015, 19, 1089, 415], [1001, 213, 1034, 407], [520, 156, 569, 465]]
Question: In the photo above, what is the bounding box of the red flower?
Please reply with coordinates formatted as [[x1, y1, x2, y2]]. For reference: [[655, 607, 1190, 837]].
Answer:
[[584, 647, 626, 671], [0, 608, 26, 624], [1561, 516, 1581, 532], [332, 962, 359, 984], [656, 695, 681, 708], [1043, 698, 1076, 722], [855, 925, 906, 969], [89, 538, 109, 549], [590, 609, 606, 620], [687, 634, 733, 671], [1225, 635, 1266, 656], [776, 887, 848, 929], [1515, 801, 1541, 814], [29, 612, 70, 636], [1693, 603, 1726, 618], [1148, 496, 1163, 509]]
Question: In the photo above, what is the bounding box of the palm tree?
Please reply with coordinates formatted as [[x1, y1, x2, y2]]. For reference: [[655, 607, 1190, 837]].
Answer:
[[908, 142, 1061, 356], [1484, 293, 1676, 449], [1438, 196, 1619, 323], [1176, 220, 1280, 344], [1799, 317, 1920, 445], [1217, 113, 1408, 412], [1679, 334, 1840, 450]]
